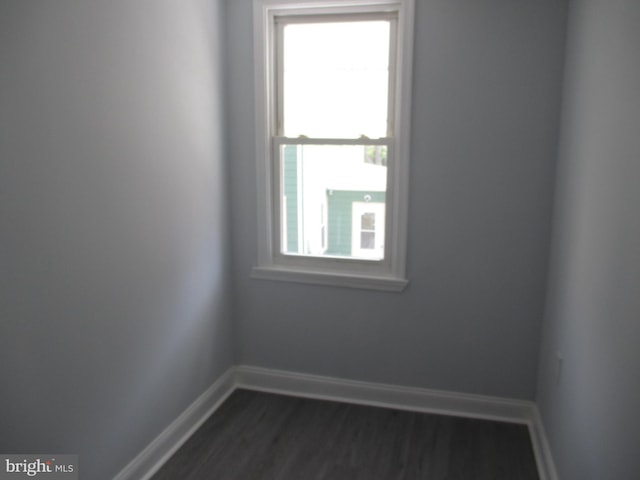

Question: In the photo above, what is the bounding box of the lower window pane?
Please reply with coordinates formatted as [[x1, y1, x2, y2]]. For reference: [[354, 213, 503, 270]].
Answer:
[[281, 144, 386, 260]]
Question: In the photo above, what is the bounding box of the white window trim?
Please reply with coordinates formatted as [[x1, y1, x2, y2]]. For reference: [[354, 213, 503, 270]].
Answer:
[[251, 0, 414, 292]]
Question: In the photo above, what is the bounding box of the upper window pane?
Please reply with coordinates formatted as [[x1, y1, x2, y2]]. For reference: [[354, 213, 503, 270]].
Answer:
[[282, 20, 391, 138]]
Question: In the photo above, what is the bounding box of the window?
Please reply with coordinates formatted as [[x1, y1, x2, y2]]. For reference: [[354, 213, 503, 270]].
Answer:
[[252, 0, 414, 292]]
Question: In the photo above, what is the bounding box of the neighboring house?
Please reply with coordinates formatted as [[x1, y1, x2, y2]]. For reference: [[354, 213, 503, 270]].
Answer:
[[282, 144, 386, 259]]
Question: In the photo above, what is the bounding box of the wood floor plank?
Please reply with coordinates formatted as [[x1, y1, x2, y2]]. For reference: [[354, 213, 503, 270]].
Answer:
[[151, 389, 539, 480]]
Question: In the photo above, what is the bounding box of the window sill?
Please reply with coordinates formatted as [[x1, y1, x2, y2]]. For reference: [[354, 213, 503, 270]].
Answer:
[[251, 266, 408, 292]]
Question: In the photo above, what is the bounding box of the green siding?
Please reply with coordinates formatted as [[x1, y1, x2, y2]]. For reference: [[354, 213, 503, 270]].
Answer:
[[326, 190, 385, 256]]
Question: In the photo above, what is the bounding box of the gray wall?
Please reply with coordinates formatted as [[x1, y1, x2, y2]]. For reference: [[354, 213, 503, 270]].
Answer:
[[0, 1, 233, 479], [227, 0, 567, 399], [536, 1, 640, 478]]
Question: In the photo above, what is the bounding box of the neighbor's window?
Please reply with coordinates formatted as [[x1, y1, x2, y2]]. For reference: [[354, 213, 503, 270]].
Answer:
[[252, 0, 414, 291]]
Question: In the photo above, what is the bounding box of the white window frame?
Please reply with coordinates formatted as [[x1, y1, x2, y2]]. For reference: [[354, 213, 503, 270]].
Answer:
[[251, 0, 414, 292]]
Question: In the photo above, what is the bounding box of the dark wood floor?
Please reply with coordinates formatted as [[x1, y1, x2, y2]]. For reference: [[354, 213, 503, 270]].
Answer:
[[152, 389, 539, 480]]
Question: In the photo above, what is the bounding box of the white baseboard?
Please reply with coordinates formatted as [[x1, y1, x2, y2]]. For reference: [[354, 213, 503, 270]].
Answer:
[[528, 406, 560, 480], [235, 365, 533, 424], [113, 365, 559, 480], [113, 368, 235, 480]]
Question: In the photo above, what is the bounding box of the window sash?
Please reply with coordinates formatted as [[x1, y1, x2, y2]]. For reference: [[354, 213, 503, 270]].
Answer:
[[271, 137, 395, 270], [274, 14, 398, 139]]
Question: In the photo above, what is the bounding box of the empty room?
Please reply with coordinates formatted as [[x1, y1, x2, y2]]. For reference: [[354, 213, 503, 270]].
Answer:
[[1, 0, 638, 479]]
